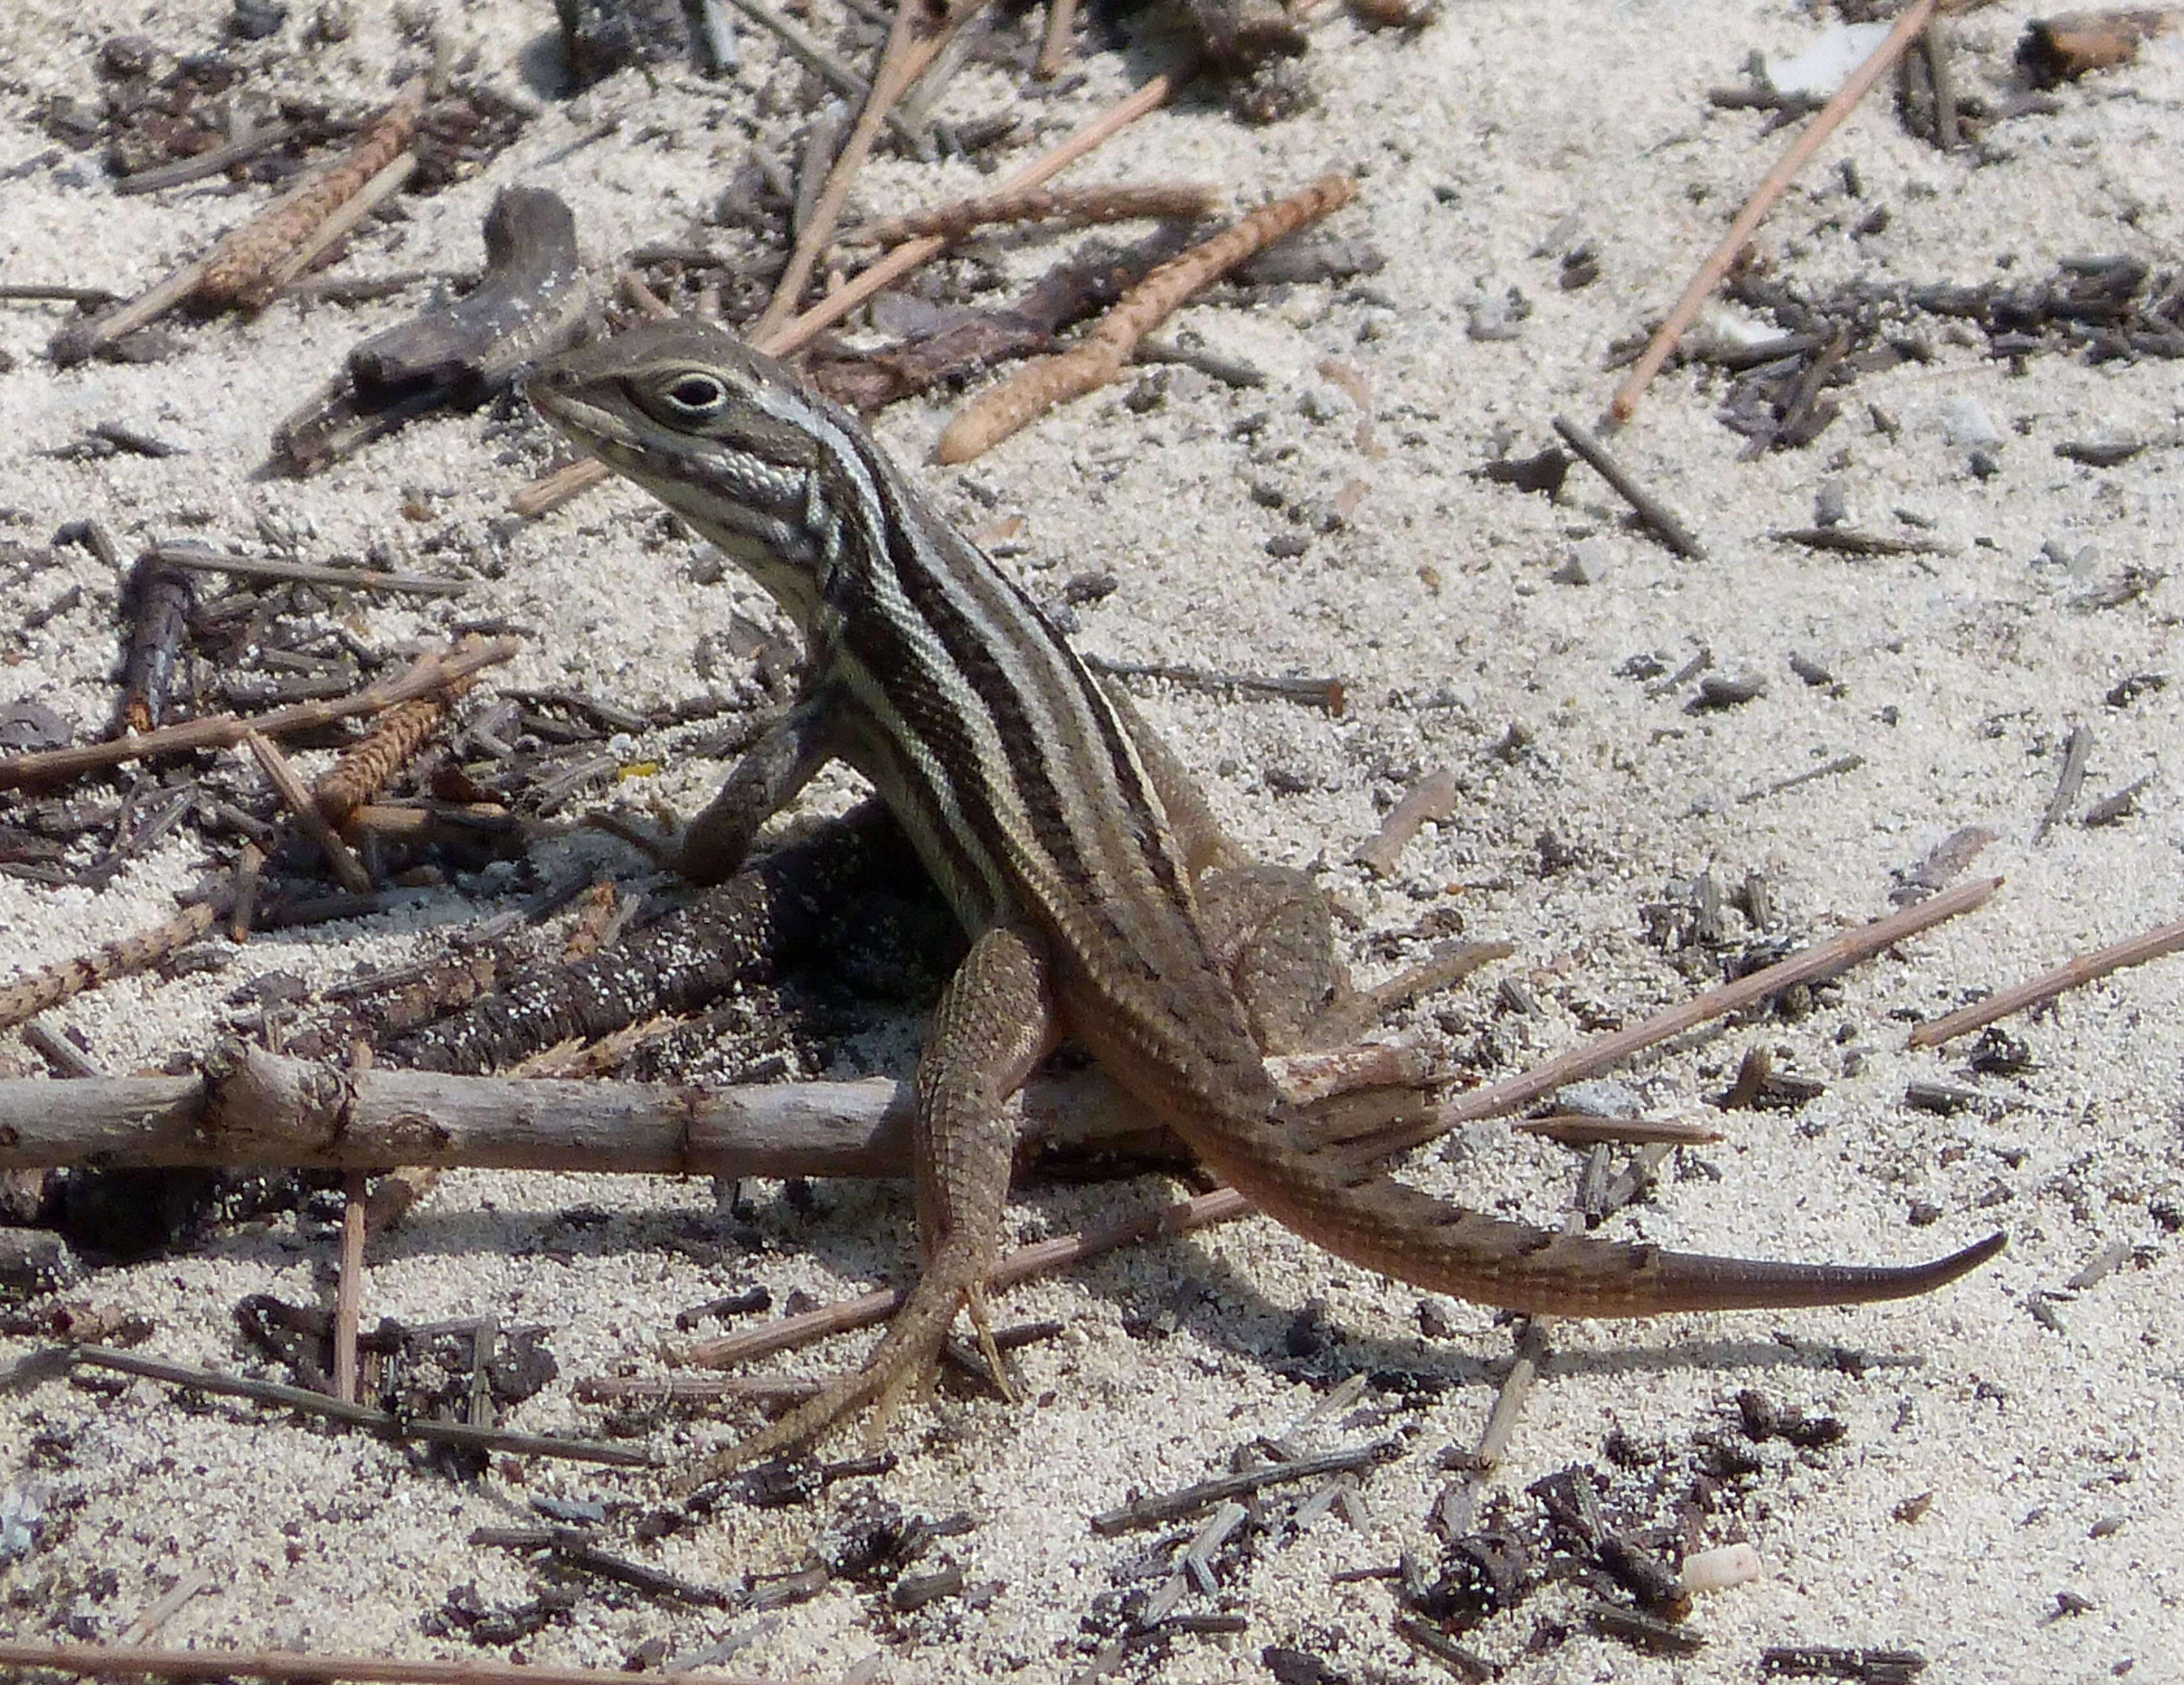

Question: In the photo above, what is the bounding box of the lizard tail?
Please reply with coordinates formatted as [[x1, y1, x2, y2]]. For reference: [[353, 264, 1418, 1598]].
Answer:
[[1195, 1125, 2006, 1319]]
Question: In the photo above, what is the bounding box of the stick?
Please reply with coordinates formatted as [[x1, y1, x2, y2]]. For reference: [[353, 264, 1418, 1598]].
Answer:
[[680, 1186, 1248, 1368], [1550, 413, 1705, 558], [244, 729, 373, 894], [747, 0, 980, 343], [1906, 913, 2184, 1049], [1607, 0, 1939, 422], [1370, 875, 2003, 1155], [0, 1641, 783, 1685], [0, 1044, 1416, 1176], [0, 635, 518, 790], [937, 173, 1355, 463], [59, 1346, 652, 1467], [509, 70, 1182, 520]]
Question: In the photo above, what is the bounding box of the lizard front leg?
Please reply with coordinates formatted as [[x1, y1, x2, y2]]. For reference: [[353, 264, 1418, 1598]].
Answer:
[[598, 692, 836, 884], [673, 921, 1055, 1488]]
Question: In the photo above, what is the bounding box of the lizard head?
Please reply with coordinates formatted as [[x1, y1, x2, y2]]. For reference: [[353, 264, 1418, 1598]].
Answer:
[[529, 319, 853, 631]]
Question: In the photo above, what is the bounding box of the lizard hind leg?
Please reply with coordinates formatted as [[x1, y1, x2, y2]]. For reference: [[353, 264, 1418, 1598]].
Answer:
[[668, 1247, 980, 1494]]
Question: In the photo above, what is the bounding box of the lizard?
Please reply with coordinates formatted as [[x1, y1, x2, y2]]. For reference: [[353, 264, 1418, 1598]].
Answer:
[[526, 319, 2004, 1485]]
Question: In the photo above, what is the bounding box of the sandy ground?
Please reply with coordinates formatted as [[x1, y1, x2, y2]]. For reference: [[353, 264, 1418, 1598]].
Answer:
[[1, 0, 2181, 1679]]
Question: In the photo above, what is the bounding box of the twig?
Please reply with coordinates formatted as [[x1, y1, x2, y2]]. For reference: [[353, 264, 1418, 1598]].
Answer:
[[2033, 722, 2092, 843], [0, 1641, 781, 1685], [59, 1345, 652, 1467], [0, 1044, 1420, 1177], [114, 121, 300, 194], [681, 1186, 1250, 1368], [0, 898, 224, 1034], [242, 729, 373, 894], [51, 81, 425, 363], [1736, 751, 1864, 805], [147, 543, 469, 595], [1087, 1441, 1391, 1534], [335, 1169, 369, 1404], [508, 70, 1182, 519], [1037, 0, 1082, 77], [749, 0, 983, 342], [0, 635, 518, 790], [1906, 913, 2184, 1049], [1550, 413, 1705, 558], [938, 173, 1355, 463], [1085, 654, 1344, 714], [1375, 876, 2003, 1155], [849, 182, 1216, 245], [1607, 0, 1939, 422], [1353, 769, 1457, 875], [1511, 1114, 1722, 1146]]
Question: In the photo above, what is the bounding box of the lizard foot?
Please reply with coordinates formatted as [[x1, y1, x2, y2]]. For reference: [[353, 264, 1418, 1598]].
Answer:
[[668, 1242, 1004, 1495]]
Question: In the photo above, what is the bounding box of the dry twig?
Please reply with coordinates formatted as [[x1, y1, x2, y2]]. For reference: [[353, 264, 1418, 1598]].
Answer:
[[0, 635, 517, 790], [1906, 912, 2184, 1049], [1608, 0, 1939, 421], [0, 1641, 781, 1685], [850, 182, 1217, 245], [937, 172, 1356, 463], [51, 80, 426, 364]]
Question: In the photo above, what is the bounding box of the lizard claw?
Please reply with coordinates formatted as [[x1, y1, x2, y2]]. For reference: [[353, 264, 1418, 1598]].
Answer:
[[586, 800, 688, 872], [668, 1242, 1001, 1495]]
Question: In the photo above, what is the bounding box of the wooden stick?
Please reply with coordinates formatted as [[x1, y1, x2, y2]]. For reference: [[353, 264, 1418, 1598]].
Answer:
[[510, 70, 1182, 520], [243, 729, 373, 894], [1036, 0, 1082, 76], [937, 172, 1355, 463], [1607, 0, 1938, 422], [747, 0, 972, 343], [848, 181, 1216, 246], [0, 1044, 1415, 1176], [1370, 875, 2003, 1155], [0, 635, 517, 790], [681, 1186, 1245, 1368], [1906, 913, 2184, 1049], [60, 1346, 652, 1468], [0, 1640, 783, 1685]]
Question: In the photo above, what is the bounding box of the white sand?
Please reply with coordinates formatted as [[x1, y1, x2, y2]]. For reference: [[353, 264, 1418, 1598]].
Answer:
[[1, 1, 2179, 1679]]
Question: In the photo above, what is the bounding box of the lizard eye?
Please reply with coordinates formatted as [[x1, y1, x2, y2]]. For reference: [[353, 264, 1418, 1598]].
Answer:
[[659, 371, 729, 418]]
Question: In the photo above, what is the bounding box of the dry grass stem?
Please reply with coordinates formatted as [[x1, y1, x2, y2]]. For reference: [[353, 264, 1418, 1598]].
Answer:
[[851, 182, 1217, 245], [0, 635, 517, 790], [1906, 913, 2184, 1049], [510, 70, 1181, 518], [1607, 0, 1938, 422], [243, 729, 373, 894], [748, 0, 987, 343], [937, 172, 1355, 463]]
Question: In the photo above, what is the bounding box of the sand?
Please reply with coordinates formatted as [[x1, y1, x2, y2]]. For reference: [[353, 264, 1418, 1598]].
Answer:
[[1, 0, 2179, 1679]]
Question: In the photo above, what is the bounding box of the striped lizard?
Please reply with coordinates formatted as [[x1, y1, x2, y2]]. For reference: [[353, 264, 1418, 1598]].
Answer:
[[528, 320, 2003, 1485]]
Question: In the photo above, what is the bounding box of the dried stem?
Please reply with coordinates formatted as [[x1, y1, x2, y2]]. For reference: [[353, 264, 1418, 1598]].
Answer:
[[937, 172, 1355, 463], [0, 1641, 785, 1685], [748, 0, 984, 343], [850, 182, 1217, 246], [0, 899, 224, 1034], [510, 69, 1182, 519], [244, 729, 373, 894], [1373, 874, 2003, 1156], [1906, 912, 2184, 1049], [1607, 0, 1938, 422], [0, 635, 518, 790]]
